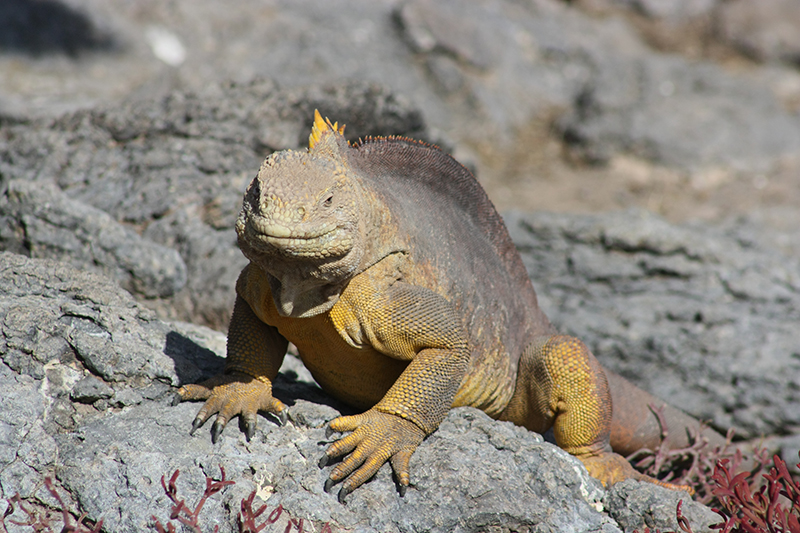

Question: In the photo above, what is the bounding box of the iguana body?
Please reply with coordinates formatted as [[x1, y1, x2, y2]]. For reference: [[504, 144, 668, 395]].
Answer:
[[180, 111, 722, 501]]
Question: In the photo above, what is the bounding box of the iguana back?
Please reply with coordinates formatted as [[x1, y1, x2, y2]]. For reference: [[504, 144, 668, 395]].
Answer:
[[347, 136, 555, 367]]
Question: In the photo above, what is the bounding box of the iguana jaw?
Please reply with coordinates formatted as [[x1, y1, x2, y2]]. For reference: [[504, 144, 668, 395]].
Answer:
[[236, 207, 363, 317], [242, 216, 354, 260], [238, 221, 358, 317]]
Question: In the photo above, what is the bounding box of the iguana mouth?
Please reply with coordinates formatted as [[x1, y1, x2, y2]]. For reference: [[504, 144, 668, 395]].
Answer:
[[245, 218, 353, 258]]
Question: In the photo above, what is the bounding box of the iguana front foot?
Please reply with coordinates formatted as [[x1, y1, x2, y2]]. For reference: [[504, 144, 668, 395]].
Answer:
[[319, 409, 424, 503], [577, 449, 694, 494], [177, 372, 286, 443]]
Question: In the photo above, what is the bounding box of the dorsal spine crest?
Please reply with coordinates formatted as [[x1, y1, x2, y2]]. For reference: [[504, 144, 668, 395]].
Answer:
[[309, 109, 346, 150], [354, 135, 441, 152]]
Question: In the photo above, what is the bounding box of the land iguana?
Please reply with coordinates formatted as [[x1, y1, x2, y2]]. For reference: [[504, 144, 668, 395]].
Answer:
[[178, 111, 725, 502]]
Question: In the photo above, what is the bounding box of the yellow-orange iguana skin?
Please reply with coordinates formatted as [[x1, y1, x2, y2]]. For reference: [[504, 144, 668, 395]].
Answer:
[[178, 111, 724, 502]]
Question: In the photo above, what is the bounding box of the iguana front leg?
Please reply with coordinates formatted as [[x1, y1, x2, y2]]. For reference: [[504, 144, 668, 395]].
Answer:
[[177, 294, 289, 441], [501, 335, 692, 492], [319, 280, 470, 502]]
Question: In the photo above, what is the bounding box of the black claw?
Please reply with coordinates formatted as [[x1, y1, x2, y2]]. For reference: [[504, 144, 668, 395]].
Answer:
[[245, 420, 255, 441], [325, 426, 335, 438], [318, 453, 330, 468], [398, 484, 407, 497], [171, 392, 183, 407], [211, 422, 223, 444], [190, 418, 203, 436], [324, 478, 336, 493], [277, 410, 288, 426], [338, 486, 350, 504]]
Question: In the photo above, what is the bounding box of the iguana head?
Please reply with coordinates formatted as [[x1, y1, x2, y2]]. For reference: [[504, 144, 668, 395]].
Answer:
[[236, 111, 365, 317]]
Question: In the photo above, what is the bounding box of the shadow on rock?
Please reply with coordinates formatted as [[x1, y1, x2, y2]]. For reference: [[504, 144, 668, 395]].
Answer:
[[164, 330, 225, 384], [0, 0, 118, 56], [273, 367, 357, 421], [163, 328, 354, 425]]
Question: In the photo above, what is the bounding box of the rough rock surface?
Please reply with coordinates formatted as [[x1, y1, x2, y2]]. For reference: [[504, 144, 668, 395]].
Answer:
[[607, 0, 717, 22], [1, 252, 721, 533], [605, 479, 717, 533], [555, 52, 800, 173], [0, 178, 187, 299], [717, 0, 800, 66], [567, 0, 800, 69]]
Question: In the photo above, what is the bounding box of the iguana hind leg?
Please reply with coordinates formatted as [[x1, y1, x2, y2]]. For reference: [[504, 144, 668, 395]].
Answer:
[[500, 335, 691, 492]]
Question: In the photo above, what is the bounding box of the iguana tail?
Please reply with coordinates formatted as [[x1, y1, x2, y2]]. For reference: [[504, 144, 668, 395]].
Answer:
[[604, 369, 728, 455]]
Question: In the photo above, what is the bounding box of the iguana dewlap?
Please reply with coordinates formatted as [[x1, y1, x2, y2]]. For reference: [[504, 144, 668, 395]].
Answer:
[[179, 111, 723, 502]]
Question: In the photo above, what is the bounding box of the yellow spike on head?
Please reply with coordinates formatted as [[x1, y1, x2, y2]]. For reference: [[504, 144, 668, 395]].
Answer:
[[308, 109, 346, 150]]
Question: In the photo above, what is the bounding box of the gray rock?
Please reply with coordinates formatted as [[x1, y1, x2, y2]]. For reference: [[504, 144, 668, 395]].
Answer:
[[0, 0, 116, 56], [0, 251, 222, 508], [4, 0, 799, 185], [55, 403, 619, 533], [597, 0, 719, 22], [557, 52, 800, 173], [779, 435, 800, 475], [505, 209, 800, 439], [0, 178, 187, 299], [0, 251, 709, 533], [604, 479, 718, 532], [718, 0, 800, 66], [719, 207, 800, 259], [0, 364, 52, 500], [70, 376, 114, 404], [0, 251, 212, 389]]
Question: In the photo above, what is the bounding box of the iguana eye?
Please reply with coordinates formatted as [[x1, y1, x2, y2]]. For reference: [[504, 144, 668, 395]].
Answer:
[[322, 194, 334, 208]]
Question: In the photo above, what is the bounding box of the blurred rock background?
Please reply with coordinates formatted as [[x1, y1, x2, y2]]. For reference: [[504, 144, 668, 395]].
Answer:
[[2, 0, 799, 225]]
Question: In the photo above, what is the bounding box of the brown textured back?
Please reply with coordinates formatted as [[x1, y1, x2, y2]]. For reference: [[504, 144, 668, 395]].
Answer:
[[346, 137, 554, 348]]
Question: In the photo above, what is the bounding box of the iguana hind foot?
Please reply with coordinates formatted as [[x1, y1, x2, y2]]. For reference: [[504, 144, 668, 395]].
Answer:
[[578, 450, 694, 494]]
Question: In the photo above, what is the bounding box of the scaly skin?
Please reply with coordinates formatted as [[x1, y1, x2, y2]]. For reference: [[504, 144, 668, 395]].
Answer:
[[178, 111, 724, 502]]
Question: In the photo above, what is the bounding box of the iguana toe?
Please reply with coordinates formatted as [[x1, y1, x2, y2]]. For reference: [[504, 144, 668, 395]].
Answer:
[[319, 453, 330, 468], [390, 449, 412, 495], [276, 410, 288, 426], [190, 416, 205, 436], [211, 419, 226, 443], [243, 416, 256, 441]]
